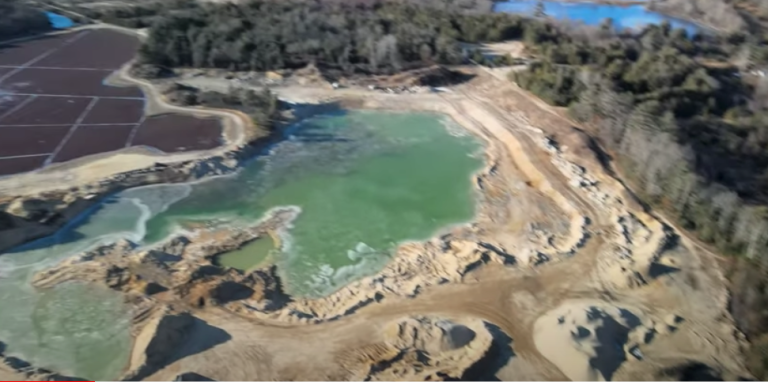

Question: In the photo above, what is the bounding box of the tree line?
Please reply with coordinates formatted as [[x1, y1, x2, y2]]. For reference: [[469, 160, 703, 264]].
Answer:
[[512, 19, 768, 377], [80, 0, 557, 74]]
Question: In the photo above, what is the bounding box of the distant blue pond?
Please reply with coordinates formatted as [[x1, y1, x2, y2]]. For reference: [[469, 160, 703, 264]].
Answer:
[[46, 11, 75, 29], [493, 1, 701, 35]]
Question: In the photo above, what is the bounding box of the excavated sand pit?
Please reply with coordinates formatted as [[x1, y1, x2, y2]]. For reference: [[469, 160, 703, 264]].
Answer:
[[0, 69, 753, 381]]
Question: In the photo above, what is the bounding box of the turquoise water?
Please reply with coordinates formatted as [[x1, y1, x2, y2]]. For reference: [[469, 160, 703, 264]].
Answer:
[[493, 1, 700, 34], [45, 12, 75, 29], [144, 110, 483, 296], [0, 110, 482, 378], [0, 192, 169, 380]]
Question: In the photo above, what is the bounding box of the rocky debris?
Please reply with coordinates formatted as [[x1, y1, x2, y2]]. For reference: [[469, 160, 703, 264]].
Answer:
[[32, 239, 135, 289], [30, 209, 518, 327], [247, 238, 517, 323], [540, 136, 611, 206], [32, 207, 298, 293], [478, 242, 517, 266], [336, 316, 494, 381], [552, 133, 682, 285], [30, 207, 300, 330], [616, 214, 652, 247], [532, 133, 680, 291], [596, 213, 678, 290], [175, 264, 290, 312]]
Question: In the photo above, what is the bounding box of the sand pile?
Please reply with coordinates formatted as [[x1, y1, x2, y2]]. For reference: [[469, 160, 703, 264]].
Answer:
[[533, 300, 682, 381], [336, 315, 494, 381], [123, 309, 198, 381]]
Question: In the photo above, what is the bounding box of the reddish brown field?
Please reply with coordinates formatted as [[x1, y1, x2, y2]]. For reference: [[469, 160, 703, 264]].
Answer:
[[0, 125, 70, 156], [0, 34, 78, 66], [0, 96, 91, 125], [52, 125, 134, 163], [0, 29, 224, 177], [0, 155, 48, 176], [2, 68, 143, 97], [36, 30, 141, 70], [82, 98, 144, 124], [132, 114, 222, 152], [0, 95, 29, 117]]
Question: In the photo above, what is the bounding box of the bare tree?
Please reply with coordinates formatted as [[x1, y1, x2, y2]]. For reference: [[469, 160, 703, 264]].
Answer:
[[711, 189, 740, 233], [750, 76, 768, 112], [376, 35, 401, 72], [733, 206, 768, 260], [746, 219, 767, 260], [669, 172, 698, 209], [651, 0, 745, 32], [734, 45, 753, 73]]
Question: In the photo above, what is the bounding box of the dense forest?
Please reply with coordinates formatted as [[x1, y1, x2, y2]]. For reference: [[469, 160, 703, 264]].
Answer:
[[0, 0, 52, 40], [512, 18, 768, 377], [80, 0, 551, 74]]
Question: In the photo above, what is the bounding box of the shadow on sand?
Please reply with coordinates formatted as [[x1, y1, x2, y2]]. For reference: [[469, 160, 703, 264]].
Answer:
[[455, 322, 515, 381], [123, 315, 231, 381], [585, 306, 643, 381]]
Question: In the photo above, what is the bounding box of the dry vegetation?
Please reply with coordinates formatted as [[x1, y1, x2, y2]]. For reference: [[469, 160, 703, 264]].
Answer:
[[649, 0, 746, 32]]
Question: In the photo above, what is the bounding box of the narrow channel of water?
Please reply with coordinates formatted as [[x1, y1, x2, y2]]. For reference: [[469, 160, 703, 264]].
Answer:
[[493, 0, 700, 34], [0, 110, 483, 379]]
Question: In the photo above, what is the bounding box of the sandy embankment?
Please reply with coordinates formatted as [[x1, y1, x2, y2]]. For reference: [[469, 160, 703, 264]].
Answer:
[[30, 218, 503, 380]]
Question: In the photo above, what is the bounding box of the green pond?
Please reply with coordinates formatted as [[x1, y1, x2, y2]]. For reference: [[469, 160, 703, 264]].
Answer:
[[214, 237, 276, 271], [0, 110, 482, 379]]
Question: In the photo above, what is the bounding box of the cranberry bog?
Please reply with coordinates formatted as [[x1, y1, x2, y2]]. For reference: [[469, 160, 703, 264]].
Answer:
[[0, 29, 223, 176]]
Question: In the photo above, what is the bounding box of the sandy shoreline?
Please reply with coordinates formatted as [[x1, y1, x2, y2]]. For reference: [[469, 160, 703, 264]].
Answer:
[[0, 31, 752, 381]]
